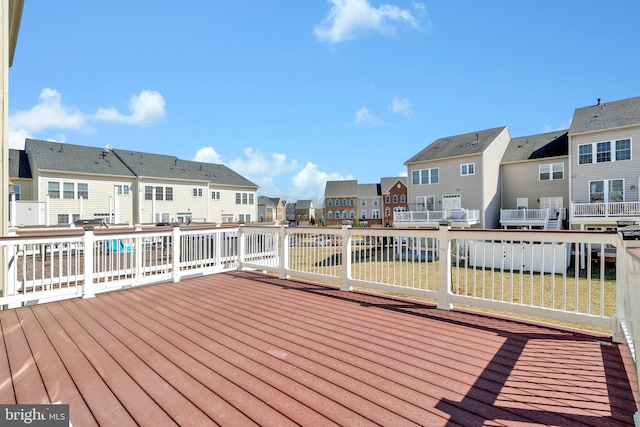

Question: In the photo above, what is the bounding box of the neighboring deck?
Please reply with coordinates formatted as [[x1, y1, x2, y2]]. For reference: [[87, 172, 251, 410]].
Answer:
[[1, 271, 637, 426]]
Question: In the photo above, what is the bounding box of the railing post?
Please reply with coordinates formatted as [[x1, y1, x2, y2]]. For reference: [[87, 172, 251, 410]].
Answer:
[[612, 238, 627, 343], [237, 225, 246, 271], [279, 225, 289, 279], [171, 225, 181, 283], [82, 226, 95, 299], [437, 221, 453, 310], [340, 225, 352, 291]]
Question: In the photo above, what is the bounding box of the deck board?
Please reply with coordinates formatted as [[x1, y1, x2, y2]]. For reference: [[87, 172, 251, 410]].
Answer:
[[0, 270, 637, 426]]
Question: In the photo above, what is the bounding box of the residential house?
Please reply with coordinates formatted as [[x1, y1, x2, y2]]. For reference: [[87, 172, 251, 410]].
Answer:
[[258, 196, 277, 222], [499, 130, 569, 229], [324, 180, 358, 226], [403, 126, 511, 228], [380, 176, 408, 227], [15, 139, 258, 226], [293, 199, 315, 226], [8, 149, 32, 201], [568, 96, 640, 231], [270, 197, 287, 223], [357, 183, 382, 226], [286, 201, 296, 224]]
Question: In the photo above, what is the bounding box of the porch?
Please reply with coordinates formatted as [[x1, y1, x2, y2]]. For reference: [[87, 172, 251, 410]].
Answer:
[[571, 201, 640, 224], [394, 208, 481, 227], [2, 270, 637, 426]]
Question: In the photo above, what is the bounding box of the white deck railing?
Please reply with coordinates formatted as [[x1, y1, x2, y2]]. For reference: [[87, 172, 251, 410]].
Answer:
[[500, 208, 549, 222], [571, 201, 640, 218], [394, 209, 481, 225], [3, 222, 639, 421]]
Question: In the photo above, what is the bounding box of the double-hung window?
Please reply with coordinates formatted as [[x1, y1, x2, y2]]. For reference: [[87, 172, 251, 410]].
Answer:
[[461, 163, 475, 176], [579, 139, 632, 164], [539, 163, 564, 180]]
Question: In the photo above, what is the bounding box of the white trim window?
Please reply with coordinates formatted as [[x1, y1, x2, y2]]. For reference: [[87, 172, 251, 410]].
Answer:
[[115, 185, 130, 195], [211, 191, 220, 200], [539, 163, 564, 180], [460, 163, 475, 176], [192, 188, 203, 197], [589, 179, 624, 203], [578, 138, 632, 164], [412, 168, 439, 185], [416, 195, 435, 211]]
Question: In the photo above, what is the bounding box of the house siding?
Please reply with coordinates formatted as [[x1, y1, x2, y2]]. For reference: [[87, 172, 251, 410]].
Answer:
[[481, 127, 511, 228], [408, 153, 483, 218], [570, 126, 640, 204], [501, 156, 569, 210]]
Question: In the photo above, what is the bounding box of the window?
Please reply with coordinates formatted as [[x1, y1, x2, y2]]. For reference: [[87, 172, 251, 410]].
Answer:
[[596, 141, 611, 163], [361, 199, 366, 206], [361, 210, 366, 219], [145, 186, 153, 200], [211, 191, 220, 200], [327, 211, 333, 219], [115, 185, 129, 195], [165, 187, 173, 201], [373, 199, 379, 206], [77, 183, 88, 199], [385, 208, 391, 216], [193, 188, 203, 197], [154, 212, 170, 222], [327, 199, 333, 207], [400, 195, 405, 203], [385, 196, 390, 203], [578, 144, 592, 164], [57, 214, 69, 224], [579, 139, 632, 164], [239, 214, 251, 223], [63, 182, 74, 199], [461, 163, 475, 176], [13, 184, 21, 201], [349, 211, 355, 219], [155, 186, 163, 201], [372, 210, 380, 219], [235, 192, 254, 204], [539, 163, 564, 180], [413, 168, 439, 185], [616, 139, 631, 160], [589, 179, 624, 203], [48, 182, 60, 199], [417, 196, 435, 211], [517, 198, 528, 209]]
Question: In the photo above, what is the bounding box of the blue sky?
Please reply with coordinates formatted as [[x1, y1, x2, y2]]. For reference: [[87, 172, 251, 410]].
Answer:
[[8, 1, 639, 201]]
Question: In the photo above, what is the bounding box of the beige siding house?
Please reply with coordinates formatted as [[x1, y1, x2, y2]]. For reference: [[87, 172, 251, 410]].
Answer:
[[404, 126, 511, 228], [500, 130, 569, 229], [568, 96, 640, 230], [16, 139, 258, 226]]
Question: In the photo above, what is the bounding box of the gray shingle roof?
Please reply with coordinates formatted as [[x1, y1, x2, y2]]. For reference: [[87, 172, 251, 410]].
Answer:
[[295, 199, 313, 209], [404, 126, 508, 165], [258, 196, 277, 207], [25, 139, 135, 177], [570, 96, 640, 135], [380, 176, 406, 193], [501, 130, 568, 163], [8, 149, 32, 178], [357, 183, 380, 197], [324, 180, 358, 197], [23, 139, 257, 189], [113, 148, 257, 188]]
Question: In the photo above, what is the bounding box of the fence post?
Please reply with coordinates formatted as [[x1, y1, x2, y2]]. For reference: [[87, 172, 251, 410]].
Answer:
[[238, 225, 246, 271], [613, 235, 629, 343], [82, 226, 95, 299], [437, 221, 453, 310], [340, 225, 352, 291], [171, 225, 181, 283]]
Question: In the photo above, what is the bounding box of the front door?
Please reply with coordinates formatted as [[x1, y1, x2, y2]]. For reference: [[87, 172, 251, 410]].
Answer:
[[540, 196, 563, 219]]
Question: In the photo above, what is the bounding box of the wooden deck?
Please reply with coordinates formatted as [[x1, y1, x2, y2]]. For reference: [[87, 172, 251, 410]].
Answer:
[[1, 271, 637, 426]]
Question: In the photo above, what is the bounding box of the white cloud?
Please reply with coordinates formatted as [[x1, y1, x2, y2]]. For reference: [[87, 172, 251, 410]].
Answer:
[[93, 90, 166, 125], [9, 88, 166, 149], [192, 146, 224, 164], [290, 162, 353, 198], [314, 0, 424, 43], [389, 97, 413, 119], [229, 147, 298, 177], [354, 107, 383, 125]]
